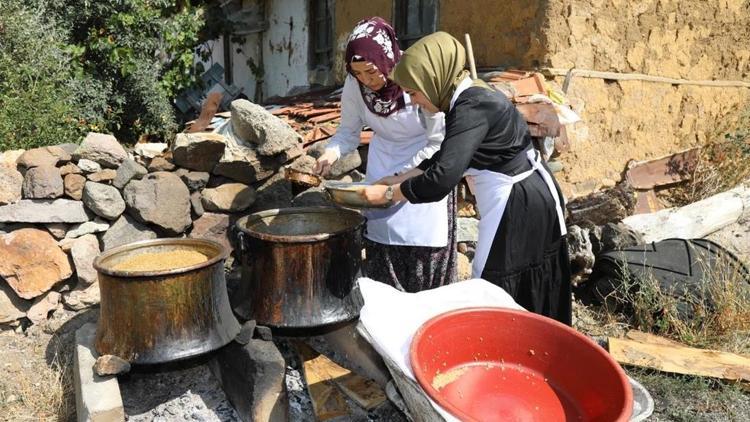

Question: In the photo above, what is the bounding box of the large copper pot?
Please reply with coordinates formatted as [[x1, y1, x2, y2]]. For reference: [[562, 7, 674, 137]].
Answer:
[[94, 238, 240, 364], [235, 206, 364, 328]]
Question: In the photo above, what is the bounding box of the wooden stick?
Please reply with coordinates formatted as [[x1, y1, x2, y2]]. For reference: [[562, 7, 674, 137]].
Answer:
[[544, 67, 750, 89], [464, 34, 478, 80]]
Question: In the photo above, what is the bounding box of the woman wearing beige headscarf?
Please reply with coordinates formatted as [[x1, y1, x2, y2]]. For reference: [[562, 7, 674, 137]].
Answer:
[[364, 32, 572, 324]]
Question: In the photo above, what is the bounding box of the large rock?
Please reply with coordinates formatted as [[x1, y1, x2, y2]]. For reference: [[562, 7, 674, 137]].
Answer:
[[457, 252, 472, 281], [0, 199, 89, 223], [0, 228, 73, 299], [113, 158, 147, 189], [457, 217, 479, 243], [175, 168, 210, 192], [0, 149, 25, 167], [209, 338, 288, 422], [82, 182, 125, 220], [134, 142, 168, 159], [147, 156, 175, 172], [0, 165, 23, 205], [307, 140, 362, 177], [189, 213, 231, 253], [250, 173, 293, 212], [123, 172, 191, 235], [63, 283, 100, 311], [48, 145, 72, 164], [22, 166, 64, 199], [71, 234, 100, 286], [73, 132, 128, 168], [568, 225, 595, 282], [59, 163, 82, 176], [230, 99, 302, 156], [17, 146, 68, 169], [45, 223, 68, 239], [172, 133, 226, 172], [101, 214, 158, 251], [201, 183, 256, 213], [64, 174, 86, 200], [77, 159, 102, 174], [213, 139, 282, 185], [26, 291, 61, 325], [0, 283, 29, 324], [65, 218, 110, 239], [87, 169, 117, 183], [94, 355, 131, 377], [190, 191, 205, 218], [56, 143, 79, 157]]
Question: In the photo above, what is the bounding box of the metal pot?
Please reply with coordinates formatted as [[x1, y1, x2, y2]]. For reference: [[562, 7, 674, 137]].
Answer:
[[93, 238, 240, 364], [235, 206, 365, 328]]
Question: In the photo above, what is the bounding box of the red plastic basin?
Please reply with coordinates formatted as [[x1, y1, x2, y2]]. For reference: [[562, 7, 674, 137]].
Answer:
[[410, 308, 632, 422]]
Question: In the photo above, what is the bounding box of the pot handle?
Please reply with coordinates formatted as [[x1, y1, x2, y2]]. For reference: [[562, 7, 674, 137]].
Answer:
[[236, 231, 247, 262]]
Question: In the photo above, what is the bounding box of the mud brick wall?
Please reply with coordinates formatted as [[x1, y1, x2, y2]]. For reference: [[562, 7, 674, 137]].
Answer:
[[543, 0, 750, 197]]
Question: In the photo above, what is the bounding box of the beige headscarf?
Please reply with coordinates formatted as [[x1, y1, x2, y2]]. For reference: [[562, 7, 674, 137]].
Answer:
[[390, 32, 486, 112]]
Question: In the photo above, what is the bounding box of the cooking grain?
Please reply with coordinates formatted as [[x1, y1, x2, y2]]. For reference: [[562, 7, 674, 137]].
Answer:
[[113, 250, 209, 272]]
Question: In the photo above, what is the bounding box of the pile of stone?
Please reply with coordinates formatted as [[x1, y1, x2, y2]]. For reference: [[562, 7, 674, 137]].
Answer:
[[0, 99, 365, 330]]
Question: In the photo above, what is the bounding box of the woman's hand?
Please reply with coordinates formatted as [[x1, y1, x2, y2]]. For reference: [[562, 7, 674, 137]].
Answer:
[[313, 150, 339, 176], [362, 185, 391, 206]]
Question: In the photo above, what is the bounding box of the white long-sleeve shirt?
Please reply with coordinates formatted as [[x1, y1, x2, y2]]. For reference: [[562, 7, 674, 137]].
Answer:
[[325, 76, 449, 247]]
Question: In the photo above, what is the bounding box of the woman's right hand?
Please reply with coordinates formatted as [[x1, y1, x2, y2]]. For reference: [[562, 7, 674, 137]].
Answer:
[[313, 150, 339, 176]]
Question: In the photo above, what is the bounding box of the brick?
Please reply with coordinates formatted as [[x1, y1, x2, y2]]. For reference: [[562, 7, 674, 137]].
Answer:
[[74, 323, 124, 422]]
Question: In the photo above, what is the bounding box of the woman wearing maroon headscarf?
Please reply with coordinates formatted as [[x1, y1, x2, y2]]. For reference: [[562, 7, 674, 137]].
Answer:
[[314, 17, 457, 292]]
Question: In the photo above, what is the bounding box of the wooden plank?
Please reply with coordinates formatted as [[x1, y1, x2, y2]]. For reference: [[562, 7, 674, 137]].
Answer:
[[297, 344, 350, 420], [297, 343, 386, 412], [608, 337, 750, 381], [622, 185, 750, 243], [336, 373, 386, 410], [624, 330, 683, 347]]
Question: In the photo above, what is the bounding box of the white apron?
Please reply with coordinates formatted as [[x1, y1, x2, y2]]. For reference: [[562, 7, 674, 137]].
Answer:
[[327, 76, 449, 247], [464, 149, 567, 278], [363, 108, 449, 247]]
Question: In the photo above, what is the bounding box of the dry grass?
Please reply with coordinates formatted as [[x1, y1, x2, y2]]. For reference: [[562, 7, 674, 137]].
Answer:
[[666, 113, 750, 207], [0, 335, 75, 422], [599, 257, 750, 355]]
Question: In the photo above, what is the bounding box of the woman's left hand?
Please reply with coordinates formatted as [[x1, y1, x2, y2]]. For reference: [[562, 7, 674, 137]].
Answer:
[[362, 185, 390, 206]]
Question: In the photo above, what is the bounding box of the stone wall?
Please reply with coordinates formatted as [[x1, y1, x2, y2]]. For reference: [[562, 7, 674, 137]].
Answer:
[[0, 99, 365, 330]]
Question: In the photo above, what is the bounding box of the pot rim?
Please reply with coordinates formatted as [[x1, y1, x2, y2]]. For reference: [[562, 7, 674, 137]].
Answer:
[[93, 238, 228, 277], [235, 206, 365, 243]]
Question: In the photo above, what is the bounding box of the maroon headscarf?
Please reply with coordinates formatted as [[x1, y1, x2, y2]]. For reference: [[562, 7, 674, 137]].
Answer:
[[345, 17, 405, 117]]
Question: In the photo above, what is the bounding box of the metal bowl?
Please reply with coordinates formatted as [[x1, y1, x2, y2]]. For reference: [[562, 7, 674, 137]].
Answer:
[[323, 181, 390, 209]]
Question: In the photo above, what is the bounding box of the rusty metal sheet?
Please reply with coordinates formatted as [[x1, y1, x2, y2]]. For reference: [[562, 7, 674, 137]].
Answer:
[[626, 148, 700, 190], [518, 103, 561, 138], [187, 92, 223, 133]]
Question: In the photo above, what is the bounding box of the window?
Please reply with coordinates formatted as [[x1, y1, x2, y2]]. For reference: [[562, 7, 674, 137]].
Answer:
[[310, 0, 334, 69], [394, 0, 437, 49]]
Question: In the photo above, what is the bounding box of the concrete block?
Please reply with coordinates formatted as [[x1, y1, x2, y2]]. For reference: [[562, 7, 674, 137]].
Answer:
[[74, 323, 125, 422], [209, 339, 288, 422]]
